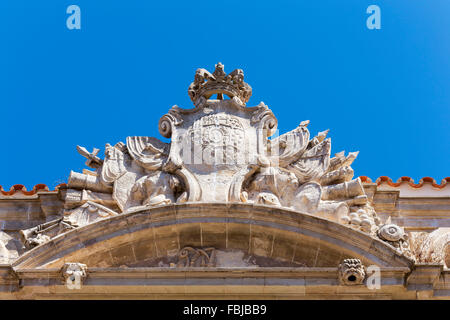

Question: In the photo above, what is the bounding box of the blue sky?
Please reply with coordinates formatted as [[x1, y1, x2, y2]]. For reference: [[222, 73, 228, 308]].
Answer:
[[0, 0, 449, 190]]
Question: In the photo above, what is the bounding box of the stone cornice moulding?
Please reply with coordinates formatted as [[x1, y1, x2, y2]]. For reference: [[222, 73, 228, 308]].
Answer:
[[2, 264, 421, 299]]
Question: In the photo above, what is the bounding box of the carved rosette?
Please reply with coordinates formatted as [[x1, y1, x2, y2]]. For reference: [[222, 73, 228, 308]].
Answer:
[[409, 228, 450, 267], [338, 259, 366, 285], [376, 219, 413, 259]]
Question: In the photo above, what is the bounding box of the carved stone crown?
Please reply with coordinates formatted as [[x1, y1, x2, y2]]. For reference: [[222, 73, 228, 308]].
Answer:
[[188, 62, 252, 106]]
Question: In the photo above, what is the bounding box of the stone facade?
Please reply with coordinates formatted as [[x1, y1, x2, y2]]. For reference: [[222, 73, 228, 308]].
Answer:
[[0, 63, 449, 299]]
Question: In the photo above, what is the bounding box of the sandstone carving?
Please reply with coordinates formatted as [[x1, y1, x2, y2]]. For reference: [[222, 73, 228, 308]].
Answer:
[[1, 62, 449, 300], [12, 63, 417, 263], [61, 262, 87, 286], [176, 247, 216, 267], [378, 219, 408, 242], [410, 228, 450, 267], [20, 218, 76, 249], [338, 259, 366, 285], [0, 232, 23, 264], [188, 62, 252, 107], [0, 240, 8, 263], [376, 217, 413, 259]]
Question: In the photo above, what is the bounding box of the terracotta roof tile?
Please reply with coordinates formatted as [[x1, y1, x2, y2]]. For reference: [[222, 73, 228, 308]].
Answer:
[[1, 177, 449, 196], [360, 176, 450, 189], [0, 183, 66, 196]]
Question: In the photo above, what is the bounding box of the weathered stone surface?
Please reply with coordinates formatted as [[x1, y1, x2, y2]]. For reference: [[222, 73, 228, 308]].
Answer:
[[11, 63, 400, 254], [410, 228, 450, 267], [0, 63, 448, 299], [338, 259, 366, 285], [61, 262, 87, 288]]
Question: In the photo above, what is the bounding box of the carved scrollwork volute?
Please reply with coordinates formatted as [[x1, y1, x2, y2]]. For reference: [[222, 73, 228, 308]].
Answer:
[[159, 106, 183, 138], [225, 102, 278, 203], [172, 168, 201, 202]]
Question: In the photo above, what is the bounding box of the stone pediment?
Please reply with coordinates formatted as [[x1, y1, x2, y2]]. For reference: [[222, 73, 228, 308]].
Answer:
[[14, 63, 416, 266]]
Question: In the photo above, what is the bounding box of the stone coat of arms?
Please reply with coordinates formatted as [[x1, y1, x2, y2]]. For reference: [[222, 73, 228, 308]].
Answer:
[[18, 63, 412, 260]]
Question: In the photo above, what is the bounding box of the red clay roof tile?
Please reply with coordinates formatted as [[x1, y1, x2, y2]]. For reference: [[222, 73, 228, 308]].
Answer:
[[360, 176, 450, 189], [0, 183, 66, 196], [1, 177, 449, 196]]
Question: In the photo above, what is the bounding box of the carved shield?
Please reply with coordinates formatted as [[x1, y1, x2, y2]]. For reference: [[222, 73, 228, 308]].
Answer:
[[159, 99, 277, 202]]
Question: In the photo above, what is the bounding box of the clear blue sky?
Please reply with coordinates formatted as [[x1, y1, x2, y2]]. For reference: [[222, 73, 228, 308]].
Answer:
[[0, 0, 449, 190]]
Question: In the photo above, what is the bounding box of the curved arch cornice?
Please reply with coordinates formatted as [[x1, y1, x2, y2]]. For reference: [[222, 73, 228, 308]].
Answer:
[[12, 203, 414, 270]]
